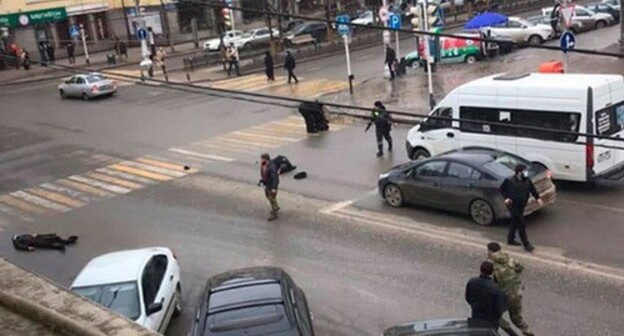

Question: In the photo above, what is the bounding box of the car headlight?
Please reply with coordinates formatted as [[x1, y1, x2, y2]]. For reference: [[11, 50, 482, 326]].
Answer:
[[379, 173, 390, 179]]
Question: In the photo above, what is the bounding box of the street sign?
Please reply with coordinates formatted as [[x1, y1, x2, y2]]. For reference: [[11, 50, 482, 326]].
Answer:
[[69, 24, 79, 38], [560, 31, 576, 53], [379, 6, 389, 23], [136, 27, 148, 40], [389, 13, 401, 30], [560, 4, 575, 29], [336, 14, 350, 36]]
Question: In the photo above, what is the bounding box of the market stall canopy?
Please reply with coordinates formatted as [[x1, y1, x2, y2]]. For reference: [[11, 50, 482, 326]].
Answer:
[[464, 12, 508, 30]]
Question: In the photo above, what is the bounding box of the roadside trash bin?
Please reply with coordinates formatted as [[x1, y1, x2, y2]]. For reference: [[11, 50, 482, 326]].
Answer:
[[106, 54, 116, 65], [539, 61, 564, 73]]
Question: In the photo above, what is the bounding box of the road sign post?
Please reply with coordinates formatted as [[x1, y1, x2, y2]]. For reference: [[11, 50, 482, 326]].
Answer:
[[420, 0, 435, 109], [336, 14, 354, 95], [389, 13, 401, 59], [560, 31, 575, 73], [69, 25, 79, 39]]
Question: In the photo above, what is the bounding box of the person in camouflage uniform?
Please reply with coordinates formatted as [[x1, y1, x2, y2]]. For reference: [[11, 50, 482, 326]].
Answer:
[[487, 242, 534, 336]]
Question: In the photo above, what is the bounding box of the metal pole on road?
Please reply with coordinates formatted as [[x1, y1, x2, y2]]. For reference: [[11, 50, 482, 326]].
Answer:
[[421, 0, 435, 109], [395, 31, 400, 59], [79, 24, 89, 65], [135, 0, 149, 59], [344, 34, 354, 95]]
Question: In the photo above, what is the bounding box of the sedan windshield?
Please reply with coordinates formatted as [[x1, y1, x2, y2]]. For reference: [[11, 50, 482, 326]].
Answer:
[[483, 154, 538, 178], [72, 281, 141, 320]]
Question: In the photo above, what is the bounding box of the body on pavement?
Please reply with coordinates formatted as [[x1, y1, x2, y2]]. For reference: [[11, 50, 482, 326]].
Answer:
[[488, 242, 534, 336], [465, 261, 507, 330], [12, 233, 78, 251], [501, 164, 542, 252]]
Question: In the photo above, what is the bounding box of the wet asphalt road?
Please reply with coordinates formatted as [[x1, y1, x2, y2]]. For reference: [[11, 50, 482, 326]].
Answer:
[[1, 26, 624, 335]]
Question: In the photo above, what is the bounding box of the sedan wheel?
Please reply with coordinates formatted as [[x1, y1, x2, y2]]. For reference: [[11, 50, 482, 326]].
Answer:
[[595, 20, 607, 29], [81, 93, 90, 101], [411, 148, 430, 161], [384, 184, 404, 207], [59, 90, 66, 99], [470, 199, 494, 226], [528, 35, 542, 45], [172, 286, 182, 318]]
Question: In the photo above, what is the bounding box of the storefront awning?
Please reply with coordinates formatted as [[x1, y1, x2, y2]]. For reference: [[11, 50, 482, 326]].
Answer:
[[66, 3, 109, 16]]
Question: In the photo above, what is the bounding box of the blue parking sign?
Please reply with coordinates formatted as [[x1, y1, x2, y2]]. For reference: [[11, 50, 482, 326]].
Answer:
[[389, 14, 401, 30], [69, 25, 80, 38], [336, 14, 351, 36]]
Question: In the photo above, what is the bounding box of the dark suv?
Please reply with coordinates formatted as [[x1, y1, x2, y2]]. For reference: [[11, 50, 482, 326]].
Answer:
[[383, 318, 500, 336], [189, 267, 314, 336]]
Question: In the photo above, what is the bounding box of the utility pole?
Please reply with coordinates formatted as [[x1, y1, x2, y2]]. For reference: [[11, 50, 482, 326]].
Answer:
[[621, 0, 624, 48], [264, 0, 276, 55], [420, 0, 435, 109], [79, 24, 90, 65], [160, 0, 174, 52]]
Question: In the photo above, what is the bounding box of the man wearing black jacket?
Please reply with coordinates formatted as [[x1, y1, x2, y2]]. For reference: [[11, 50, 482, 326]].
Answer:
[[500, 164, 542, 252], [465, 261, 507, 330], [260, 153, 280, 221], [385, 44, 397, 80]]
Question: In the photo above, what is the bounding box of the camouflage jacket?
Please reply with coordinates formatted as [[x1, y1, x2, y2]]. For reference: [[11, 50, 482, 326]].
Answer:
[[489, 251, 524, 295]]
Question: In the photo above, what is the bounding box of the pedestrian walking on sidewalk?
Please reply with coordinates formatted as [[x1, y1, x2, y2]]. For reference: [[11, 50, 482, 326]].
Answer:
[[259, 153, 280, 221], [488, 242, 534, 336], [46, 43, 55, 64], [264, 51, 275, 81], [67, 42, 76, 64], [465, 261, 507, 331], [226, 43, 240, 76], [284, 51, 298, 84], [365, 101, 393, 157], [385, 44, 397, 80], [38, 41, 48, 66], [500, 164, 542, 252], [119, 40, 128, 61], [156, 47, 167, 73], [21, 49, 31, 70]]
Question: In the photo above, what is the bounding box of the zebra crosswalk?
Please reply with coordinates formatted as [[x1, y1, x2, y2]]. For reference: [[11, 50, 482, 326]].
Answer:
[[0, 157, 198, 224], [197, 74, 352, 99], [162, 115, 351, 164]]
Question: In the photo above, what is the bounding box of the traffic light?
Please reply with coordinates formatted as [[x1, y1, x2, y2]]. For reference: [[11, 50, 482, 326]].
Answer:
[[410, 5, 422, 31], [222, 8, 232, 28], [425, 2, 443, 28]]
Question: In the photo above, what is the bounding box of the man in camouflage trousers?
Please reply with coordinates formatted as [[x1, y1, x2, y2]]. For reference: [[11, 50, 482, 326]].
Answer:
[[487, 242, 534, 336]]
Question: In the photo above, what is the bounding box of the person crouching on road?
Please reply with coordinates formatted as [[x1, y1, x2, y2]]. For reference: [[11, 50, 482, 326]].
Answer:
[[365, 101, 393, 157], [500, 164, 542, 252], [259, 153, 280, 221], [488, 242, 534, 336]]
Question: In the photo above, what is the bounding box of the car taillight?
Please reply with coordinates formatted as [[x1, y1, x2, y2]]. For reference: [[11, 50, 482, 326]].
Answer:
[[586, 143, 594, 169], [91, 85, 99, 93]]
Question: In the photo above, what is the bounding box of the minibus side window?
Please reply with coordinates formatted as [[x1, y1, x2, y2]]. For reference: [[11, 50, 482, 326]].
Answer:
[[422, 107, 453, 131], [459, 107, 498, 133], [597, 103, 624, 136]]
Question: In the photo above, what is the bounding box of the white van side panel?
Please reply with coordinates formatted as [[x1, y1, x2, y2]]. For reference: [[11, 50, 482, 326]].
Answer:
[[592, 77, 624, 177]]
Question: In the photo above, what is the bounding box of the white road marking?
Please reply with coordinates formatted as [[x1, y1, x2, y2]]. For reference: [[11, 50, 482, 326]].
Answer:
[[304, 66, 320, 72], [558, 199, 624, 213], [10, 190, 71, 212], [68, 175, 132, 194], [95, 167, 158, 185], [119, 161, 187, 177], [322, 201, 624, 284], [169, 148, 234, 162], [0, 203, 34, 222], [357, 54, 373, 60], [40, 182, 96, 202]]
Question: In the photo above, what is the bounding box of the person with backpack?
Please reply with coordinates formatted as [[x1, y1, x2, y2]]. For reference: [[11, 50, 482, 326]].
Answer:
[[259, 153, 280, 221], [488, 242, 534, 336], [365, 101, 393, 157]]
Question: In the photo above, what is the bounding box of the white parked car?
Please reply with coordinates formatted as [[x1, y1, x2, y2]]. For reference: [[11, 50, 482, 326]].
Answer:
[[238, 27, 278, 50], [352, 10, 374, 26], [203, 30, 243, 51], [486, 16, 554, 45], [70, 247, 181, 333], [603, 0, 620, 11], [542, 5, 614, 30]]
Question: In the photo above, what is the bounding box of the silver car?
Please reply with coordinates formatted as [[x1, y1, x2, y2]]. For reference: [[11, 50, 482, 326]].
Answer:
[[542, 5, 614, 31], [59, 73, 117, 100]]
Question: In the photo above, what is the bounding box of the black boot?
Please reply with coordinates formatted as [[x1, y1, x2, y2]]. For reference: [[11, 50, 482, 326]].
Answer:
[[377, 144, 383, 157], [388, 139, 393, 151]]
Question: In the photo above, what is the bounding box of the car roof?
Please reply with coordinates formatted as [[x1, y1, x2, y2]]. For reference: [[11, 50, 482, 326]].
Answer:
[[464, 72, 623, 94], [71, 247, 170, 288], [383, 318, 497, 335], [208, 266, 286, 293]]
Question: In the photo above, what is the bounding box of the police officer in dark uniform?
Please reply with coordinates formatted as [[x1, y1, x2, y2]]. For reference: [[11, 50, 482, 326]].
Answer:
[[366, 101, 393, 157]]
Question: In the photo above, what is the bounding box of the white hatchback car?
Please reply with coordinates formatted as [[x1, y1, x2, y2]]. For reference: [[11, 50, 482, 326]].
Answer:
[[71, 247, 181, 333]]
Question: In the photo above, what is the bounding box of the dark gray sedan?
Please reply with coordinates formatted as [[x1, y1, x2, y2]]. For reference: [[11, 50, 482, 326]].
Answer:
[[378, 147, 556, 226], [58, 73, 117, 100], [383, 318, 500, 336]]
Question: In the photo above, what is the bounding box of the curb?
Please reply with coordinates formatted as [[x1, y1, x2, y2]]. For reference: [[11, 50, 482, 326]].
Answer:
[[0, 289, 107, 336]]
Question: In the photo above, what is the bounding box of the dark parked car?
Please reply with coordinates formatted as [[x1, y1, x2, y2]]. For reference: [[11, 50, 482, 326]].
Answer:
[[383, 318, 501, 336], [188, 266, 314, 336], [378, 147, 556, 226], [587, 2, 620, 22], [283, 22, 328, 45]]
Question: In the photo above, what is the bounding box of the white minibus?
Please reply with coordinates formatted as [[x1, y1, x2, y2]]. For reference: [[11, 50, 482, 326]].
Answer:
[[405, 73, 624, 182]]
